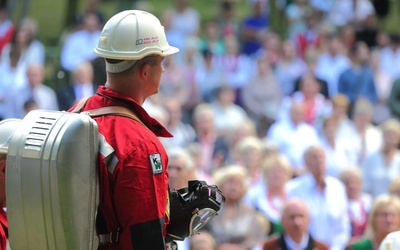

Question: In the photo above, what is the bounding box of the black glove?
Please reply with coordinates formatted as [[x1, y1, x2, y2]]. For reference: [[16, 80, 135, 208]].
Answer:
[[166, 180, 225, 242]]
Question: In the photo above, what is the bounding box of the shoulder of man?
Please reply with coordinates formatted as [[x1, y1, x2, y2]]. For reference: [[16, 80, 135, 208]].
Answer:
[[262, 233, 280, 250]]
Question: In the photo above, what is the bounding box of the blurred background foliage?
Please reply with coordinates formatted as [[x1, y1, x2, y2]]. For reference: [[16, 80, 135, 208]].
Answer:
[[5, 0, 400, 87]]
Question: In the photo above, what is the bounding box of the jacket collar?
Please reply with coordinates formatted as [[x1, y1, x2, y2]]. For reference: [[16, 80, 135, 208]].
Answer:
[[96, 86, 172, 138]]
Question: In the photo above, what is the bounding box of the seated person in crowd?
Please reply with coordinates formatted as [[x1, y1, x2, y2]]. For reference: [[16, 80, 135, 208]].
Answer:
[[339, 167, 373, 244], [286, 145, 350, 250], [206, 164, 268, 250], [349, 195, 400, 250], [263, 198, 329, 250], [244, 153, 292, 234]]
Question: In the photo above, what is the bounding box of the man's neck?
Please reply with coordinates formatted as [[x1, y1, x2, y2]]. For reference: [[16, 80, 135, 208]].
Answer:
[[287, 233, 304, 244]]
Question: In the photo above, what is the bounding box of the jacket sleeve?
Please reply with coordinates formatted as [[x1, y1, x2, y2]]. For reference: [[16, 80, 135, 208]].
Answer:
[[113, 143, 169, 250]]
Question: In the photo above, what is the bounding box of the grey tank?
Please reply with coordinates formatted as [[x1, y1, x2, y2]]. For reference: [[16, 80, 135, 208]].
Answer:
[[6, 110, 99, 250]]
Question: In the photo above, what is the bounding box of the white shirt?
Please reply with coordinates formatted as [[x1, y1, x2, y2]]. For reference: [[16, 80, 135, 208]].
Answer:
[[362, 150, 400, 198], [287, 173, 350, 250], [170, 7, 200, 38], [328, 0, 375, 27], [73, 83, 94, 100], [275, 58, 308, 96], [277, 92, 332, 130], [61, 30, 101, 71], [244, 181, 287, 223], [379, 46, 400, 80], [1, 40, 46, 67], [348, 193, 372, 223], [10, 84, 59, 118], [315, 53, 351, 97], [266, 119, 320, 171], [346, 124, 383, 166], [320, 136, 358, 178], [284, 233, 309, 250], [211, 101, 249, 134]]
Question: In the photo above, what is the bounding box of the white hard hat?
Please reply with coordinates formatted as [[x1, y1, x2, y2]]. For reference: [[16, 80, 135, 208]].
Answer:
[[94, 10, 179, 61], [379, 231, 400, 250], [0, 119, 21, 154]]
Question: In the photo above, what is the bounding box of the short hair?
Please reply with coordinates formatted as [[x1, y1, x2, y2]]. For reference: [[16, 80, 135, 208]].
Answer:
[[339, 167, 362, 183], [192, 103, 214, 123], [167, 147, 195, 170], [72, 61, 94, 82], [234, 135, 264, 155], [19, 17, 39, 38], [368, 195, 400, 235], [303, 144, 324, 162], [380, 118, 400, 138], [331, 94, 350, 107], [322, 116, 339, 129], [389, 177, 400, 195], [281, 198, 309, 220], [352, 97, 373, 117], [212, 164, 249, 190], [261, 153, 292, 180]]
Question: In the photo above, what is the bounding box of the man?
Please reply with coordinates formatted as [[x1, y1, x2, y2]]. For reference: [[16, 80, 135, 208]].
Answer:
[[57, 61, 96, 111], [68, 10, 179, 249], [263, 198, 329, 250], [266, 101, 320, 175], [60, 11, 102, 72], [0, 119, 22, 250], [10, 63, 59, 118], [314, 34, 350, 98], [338, 41, 377, 111], [286, 145, 350, 250]]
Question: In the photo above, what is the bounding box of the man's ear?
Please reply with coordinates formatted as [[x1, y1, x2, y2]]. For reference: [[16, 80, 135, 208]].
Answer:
[[139, 63, 150, 81]]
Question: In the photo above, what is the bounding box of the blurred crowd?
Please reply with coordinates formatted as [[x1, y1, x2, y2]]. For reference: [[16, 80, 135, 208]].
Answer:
[[1, 0, 400, 249]]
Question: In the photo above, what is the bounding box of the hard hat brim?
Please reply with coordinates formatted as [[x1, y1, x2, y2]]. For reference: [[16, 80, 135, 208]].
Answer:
[[94, 45, 179, 61]]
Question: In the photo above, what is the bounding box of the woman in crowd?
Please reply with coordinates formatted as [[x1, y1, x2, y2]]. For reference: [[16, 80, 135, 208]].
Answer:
[[206, 164, 268, 250], [339, 167, 373, 245], [349, 195, 400, 250], [363, 118, 400, 198], [244, 153, 292, 234]]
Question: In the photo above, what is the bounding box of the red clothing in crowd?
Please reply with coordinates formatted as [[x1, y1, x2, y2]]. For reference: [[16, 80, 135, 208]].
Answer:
[[0, 25, 14, 54]]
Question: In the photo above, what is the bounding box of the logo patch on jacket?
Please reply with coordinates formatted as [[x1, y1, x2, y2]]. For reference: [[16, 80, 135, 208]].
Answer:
[[149, 153, 163, 174]]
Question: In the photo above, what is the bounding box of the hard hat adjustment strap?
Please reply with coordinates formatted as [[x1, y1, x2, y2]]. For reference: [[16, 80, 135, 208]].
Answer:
[[106, 60, 137, 73]]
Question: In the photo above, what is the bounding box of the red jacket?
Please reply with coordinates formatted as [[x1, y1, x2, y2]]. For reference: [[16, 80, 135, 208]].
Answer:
[[70, 86, 172, 250], [0, 209, 7, 250]]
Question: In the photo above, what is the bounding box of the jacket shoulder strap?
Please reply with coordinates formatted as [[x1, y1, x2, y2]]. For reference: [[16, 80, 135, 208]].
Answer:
[[70, 97, 91, 113], [71, 97, 145, 126], [81, 106, 145, 126]]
